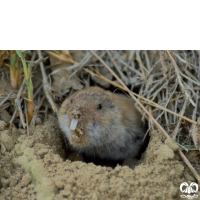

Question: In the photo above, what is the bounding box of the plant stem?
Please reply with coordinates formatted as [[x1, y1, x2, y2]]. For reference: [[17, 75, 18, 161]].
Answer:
[[16, 50, 34, 123]]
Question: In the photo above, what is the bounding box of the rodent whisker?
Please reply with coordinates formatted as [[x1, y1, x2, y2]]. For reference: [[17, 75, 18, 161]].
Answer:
[[105, 143, 111, 153], [77, 149, 81, 156]]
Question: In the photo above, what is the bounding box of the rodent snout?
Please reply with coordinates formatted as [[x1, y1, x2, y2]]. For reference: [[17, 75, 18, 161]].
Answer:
[[71, 110, 81, 119], [70, 109, 81, 131]]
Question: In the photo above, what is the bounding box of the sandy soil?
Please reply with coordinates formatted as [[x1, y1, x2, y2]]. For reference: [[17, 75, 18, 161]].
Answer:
[[0, 115, 198, 200]]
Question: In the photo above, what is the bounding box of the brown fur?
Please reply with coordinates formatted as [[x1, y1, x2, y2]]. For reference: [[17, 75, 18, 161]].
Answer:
[[58, 87, 146, 160]]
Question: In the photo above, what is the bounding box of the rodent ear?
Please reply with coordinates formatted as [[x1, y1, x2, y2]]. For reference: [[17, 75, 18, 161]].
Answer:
[[97, 104, 102, 110]]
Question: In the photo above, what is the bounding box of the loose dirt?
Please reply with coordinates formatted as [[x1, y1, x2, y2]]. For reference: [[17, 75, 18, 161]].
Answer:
[[0, 115, 198, 200]]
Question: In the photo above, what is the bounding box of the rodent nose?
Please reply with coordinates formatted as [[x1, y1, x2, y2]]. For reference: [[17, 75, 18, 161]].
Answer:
[[72, 110, 81, 119]]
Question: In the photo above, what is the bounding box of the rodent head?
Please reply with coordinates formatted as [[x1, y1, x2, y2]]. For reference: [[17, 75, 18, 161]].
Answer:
[[58, 87, 122, 150]]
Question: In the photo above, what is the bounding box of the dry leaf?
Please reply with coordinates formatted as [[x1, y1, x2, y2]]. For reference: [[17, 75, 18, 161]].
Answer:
[[190, 117, 200, 151], [52, 69, 83, 96], [47, 50, 76, 64], [0, 50, 10, 67], [49, 53, 83, 96]]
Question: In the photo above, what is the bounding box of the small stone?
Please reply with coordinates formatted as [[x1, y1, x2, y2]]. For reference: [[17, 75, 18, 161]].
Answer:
[[0, 130, 15, 151], [25, 138, 35, 148], [21, 187, 28, 194], [17, 194, 24, 199], [21, 174, 31, 187], [4, 171, 10, 179], [17, 135, 27, 143], [1, 143, 6, 154], [11, 191, 18, 197], [37, 149, 49, 157], [9, 177, 18, 187], [54, 177, 64, 189], [1, 178, 10, 188], [3, 189, 11, 197], [61, 190, 71, 198], [0, 120, 6, 131]]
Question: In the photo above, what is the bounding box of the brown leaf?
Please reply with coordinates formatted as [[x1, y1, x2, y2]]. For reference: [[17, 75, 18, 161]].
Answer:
[[0, 50, 10, 67]]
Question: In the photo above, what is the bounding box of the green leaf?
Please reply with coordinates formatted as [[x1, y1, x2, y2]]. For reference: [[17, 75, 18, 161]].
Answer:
[[175, 142, 189, 152], [28, 64, 32, 79], [16, 50, 23, 58], [183, 145, 196, 150]]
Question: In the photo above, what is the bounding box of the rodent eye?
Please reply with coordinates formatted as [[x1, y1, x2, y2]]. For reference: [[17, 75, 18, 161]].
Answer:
[[97, 104, 102, 110], [70, 99, 73, 103]]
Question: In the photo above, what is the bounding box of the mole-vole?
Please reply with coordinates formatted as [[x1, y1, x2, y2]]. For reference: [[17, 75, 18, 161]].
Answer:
[[58, 87, 147, 160]]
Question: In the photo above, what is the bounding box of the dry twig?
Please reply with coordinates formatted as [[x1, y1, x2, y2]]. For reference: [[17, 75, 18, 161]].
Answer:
[[84, 68, 196, 125], [37, 50, 58, 114], [89, 50, 200, 183]]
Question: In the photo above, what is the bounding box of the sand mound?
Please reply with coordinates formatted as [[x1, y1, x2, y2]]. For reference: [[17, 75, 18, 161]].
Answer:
[[0, 116, 198, 200]]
